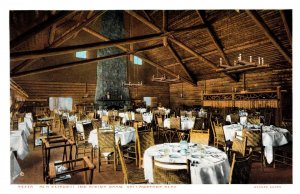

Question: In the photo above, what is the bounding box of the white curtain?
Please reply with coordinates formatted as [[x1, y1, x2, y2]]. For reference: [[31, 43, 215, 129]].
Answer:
[[49, 97, 72, 111]]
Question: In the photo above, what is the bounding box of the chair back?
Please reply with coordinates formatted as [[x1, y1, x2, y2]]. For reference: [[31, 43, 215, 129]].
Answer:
[[189, 129, 209, 145], [97, 128, 115, 153], [230, 113, 239, 123], [116, 138, 129, 183], [101, 115, 109, 124], [180, 110, 186, 117], [157, 116, 164, 128], [232, 136, 248, 157], [186, 111, 193, 118], [110, 117, 120, 126], [87, 112, 95, 120], [247, 116, 261, 125], [152, 156, 191, 184], [135, 113, 143, 122], [108, 110, 114, 117], [242, 129, 262, 148], [92, 119, 101, 129], [194, 118, 205, 130], [136, 127, 155, 159], [170, 117, 181, 130], [229, 149, 253, 184], [213, 121, 226, 142]]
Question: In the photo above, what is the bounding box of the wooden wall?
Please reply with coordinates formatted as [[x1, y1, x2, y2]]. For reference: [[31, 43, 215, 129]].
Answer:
[[128, 85, 170, 107], [15, 80, 170, 109], [170, 70, 292, 119], [15, 80, 97, 107]]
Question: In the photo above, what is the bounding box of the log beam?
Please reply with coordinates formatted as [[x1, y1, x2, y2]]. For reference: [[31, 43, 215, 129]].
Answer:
[[11, 53, 128, 78], [83, 26, 195, 86], [169, 37, 239, 82], [11, 11, 106, 73], [246, 10, 292, 64], [167, 43, 195, 82], [125, 10, 161, 33], [196, 10, 231, 66], [10, 32, 164, 62], [280, 10, 292, 46], [10, 11, 76, 50]]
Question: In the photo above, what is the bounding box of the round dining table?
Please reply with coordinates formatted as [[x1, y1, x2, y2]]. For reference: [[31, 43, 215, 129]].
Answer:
[[223, 124, 292, 164], [143, 143, 230, 184]]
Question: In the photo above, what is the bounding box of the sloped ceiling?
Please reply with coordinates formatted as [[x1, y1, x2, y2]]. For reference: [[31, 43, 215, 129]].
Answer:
[[10, 10, 292, 85]]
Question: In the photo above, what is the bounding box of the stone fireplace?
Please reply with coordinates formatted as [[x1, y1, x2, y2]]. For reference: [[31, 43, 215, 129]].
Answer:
[[95, 11, 130, 109]]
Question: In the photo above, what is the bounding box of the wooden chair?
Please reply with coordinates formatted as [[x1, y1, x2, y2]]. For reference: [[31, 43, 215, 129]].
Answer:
[[229, 135, 248, 159], [247, 116, 261, 125], [169, 116, 181, 142], [47, 156, 95, 184], [156, 116, 169, 142], [109, 116, 121, 126], [101, 115, 109, 125], [242, 128, 265, 171], [230, 113, 239, 124], [189, 129, 209, 145], [136, 127, 155, 168], [211, 121, 232, 152], [152, 156, 191, 184], [97, 128, 117, 172], [91, 119, 101, 129], [229, 149, 253, 184], [73, 123, 94, 164], [116, 139, 147, 184], [63, 121, 75, 141], [87, 112, 95, 120], [193, 118, 205, 130]]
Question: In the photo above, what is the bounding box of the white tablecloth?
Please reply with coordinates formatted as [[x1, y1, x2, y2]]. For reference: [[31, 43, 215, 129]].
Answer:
[[143, 143, 230, 184], [262, 126, 292, 164], [10, 151, 21, 182], [142, 113, 153, 124], [223, 124, 292, 164], [136, 108, 147, 114], [18, 122, 30, 139], [24, 113, 33, 132], [88, 126, 136, 147], [119, 112, 135, 124], [75, 120, 92, 133], [164, 117, 195, 130], [10, 130, 29, 160]]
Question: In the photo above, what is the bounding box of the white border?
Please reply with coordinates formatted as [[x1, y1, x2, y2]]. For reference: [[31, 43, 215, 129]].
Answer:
[[1, 1, 299, 194]]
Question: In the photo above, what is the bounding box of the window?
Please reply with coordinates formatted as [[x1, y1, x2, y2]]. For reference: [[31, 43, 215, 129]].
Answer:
[[133, 55, 142, 65], [76, 51, 87, 59], [49, 97, 73, 111]]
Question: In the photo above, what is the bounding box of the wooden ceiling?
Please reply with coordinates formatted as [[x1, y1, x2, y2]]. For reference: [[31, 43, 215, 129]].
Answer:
[[10, 10, 292, 86]]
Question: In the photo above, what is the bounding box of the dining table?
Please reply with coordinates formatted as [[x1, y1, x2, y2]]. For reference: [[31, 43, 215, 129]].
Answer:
[[10, 130, 29, 160], [143, 143, 230, 184], [87, 125, 136, 147], [223, 124, 292, 164], [164, 116, 195, 130], [10, 151, 22, 182]]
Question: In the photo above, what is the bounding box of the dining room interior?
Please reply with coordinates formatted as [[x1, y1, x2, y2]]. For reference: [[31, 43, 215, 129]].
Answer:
[[9, 9, 293, 185]]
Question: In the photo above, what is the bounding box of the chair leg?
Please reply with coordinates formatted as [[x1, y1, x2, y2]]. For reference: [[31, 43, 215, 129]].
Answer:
[[98, 149, 101, 173], [113, 152, 117, 171]]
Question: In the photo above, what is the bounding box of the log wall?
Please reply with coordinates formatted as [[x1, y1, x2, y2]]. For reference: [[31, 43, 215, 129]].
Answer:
[[170, 70, 292, 119], [15, 80, 170, 108]]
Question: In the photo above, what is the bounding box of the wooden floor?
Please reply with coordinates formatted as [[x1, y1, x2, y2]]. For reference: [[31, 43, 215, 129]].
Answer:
[[13, 124, 292, 184]]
